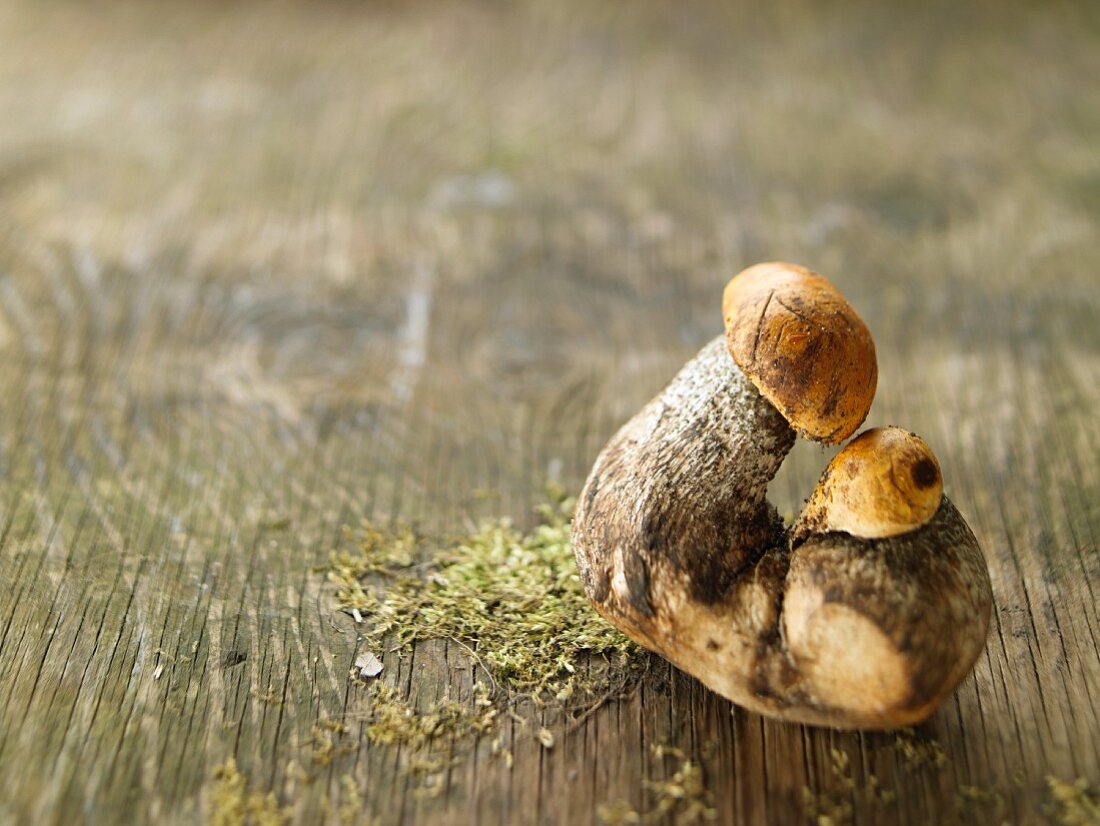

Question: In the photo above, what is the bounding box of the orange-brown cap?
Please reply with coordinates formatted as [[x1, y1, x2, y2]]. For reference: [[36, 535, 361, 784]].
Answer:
[[723, 262, 877, 443], [793, 426, 943, 541]]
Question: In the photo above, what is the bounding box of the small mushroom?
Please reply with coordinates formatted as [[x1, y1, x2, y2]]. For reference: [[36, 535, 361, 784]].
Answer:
[[572, 263, 992, 729], [791, 426, 944, 542]]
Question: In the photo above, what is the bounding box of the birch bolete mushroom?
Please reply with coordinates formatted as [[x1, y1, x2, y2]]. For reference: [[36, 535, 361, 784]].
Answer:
[[571, 262, 992, 729]]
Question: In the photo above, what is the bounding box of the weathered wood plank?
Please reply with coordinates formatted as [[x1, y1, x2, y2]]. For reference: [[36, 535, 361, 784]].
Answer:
[[0, 0, 1098, 823]]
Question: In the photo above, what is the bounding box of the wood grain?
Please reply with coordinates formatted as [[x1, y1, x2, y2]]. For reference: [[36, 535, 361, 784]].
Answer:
[[0, 0, 1097, 822]]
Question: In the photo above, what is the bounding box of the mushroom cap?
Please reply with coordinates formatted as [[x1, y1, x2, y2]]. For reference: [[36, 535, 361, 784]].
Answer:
[[794, 426, 943, 541], [723, 262, 877, 443]]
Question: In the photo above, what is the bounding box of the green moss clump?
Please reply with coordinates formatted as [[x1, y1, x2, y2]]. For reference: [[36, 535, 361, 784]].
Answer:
[[321, 492, 643, 705]]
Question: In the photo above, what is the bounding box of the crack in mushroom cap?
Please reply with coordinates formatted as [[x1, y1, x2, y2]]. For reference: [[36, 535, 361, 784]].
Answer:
[[723, 262, 877, 443]]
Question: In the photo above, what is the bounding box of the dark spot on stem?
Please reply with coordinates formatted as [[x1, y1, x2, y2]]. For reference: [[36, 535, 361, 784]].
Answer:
[[623, 550, 654, 617], [588, 563, 610, 603]]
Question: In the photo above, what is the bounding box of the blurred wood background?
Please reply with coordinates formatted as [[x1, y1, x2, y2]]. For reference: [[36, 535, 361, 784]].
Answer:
[[1, 0, 1098, 823]]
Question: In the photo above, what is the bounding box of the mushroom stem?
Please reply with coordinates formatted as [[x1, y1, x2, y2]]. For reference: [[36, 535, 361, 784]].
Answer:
[[573, 336, 793, 629]]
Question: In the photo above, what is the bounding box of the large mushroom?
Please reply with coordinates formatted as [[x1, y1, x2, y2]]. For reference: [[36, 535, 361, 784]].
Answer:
[[571, 262, 992, 729]]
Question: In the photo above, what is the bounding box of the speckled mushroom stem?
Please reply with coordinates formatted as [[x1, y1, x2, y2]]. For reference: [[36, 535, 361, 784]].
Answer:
[[573, 336, 794, 622], [573, 336, 800, 711]]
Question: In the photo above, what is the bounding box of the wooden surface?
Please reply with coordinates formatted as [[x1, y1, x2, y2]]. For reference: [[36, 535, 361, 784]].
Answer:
[[1, 0, 1098, 823]]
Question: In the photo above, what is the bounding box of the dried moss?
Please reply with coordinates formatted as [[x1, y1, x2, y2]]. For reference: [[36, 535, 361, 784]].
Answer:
[[893, 728, 947, 770], [305, 719, 355, 768], [321, 490, 644, 705], [329, 775, 369, 826], [357, 682, 504, 797], [365, 683, 497, 749], [1045, 777, 1100, 825], [597, 744, 717, 825], [954, 783, 1005, 817], [801, 747, 898, 826], [208, 759, 288, 826], [310, 492, 652, 800]]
